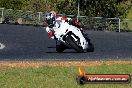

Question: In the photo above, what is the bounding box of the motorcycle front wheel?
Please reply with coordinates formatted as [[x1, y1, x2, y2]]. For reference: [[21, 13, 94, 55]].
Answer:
[[56, 43, 65, 53], [66, 36, 84, 52], [83, 33, 94, 52], [87, 43, 94, 52]]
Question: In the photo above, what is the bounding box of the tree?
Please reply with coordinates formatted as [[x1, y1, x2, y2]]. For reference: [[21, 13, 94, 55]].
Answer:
[[0, 0, 131, 19], [22, 0, 45, 12], [0, 0, 23, 10], [76, 0, 132, 18], [56, 0, 77, 15], [117, 0, 132, 19]]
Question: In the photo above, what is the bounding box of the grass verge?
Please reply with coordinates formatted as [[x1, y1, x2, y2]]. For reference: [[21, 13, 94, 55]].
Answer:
[[0, 60, 131, 88]]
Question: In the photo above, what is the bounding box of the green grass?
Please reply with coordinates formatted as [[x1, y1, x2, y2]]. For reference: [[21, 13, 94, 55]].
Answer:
[[0, 64, 132, 88]]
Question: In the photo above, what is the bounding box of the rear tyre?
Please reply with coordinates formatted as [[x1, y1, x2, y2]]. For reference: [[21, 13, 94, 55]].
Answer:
[[56, 43, 65, 53], [66, 36, 84, 52]]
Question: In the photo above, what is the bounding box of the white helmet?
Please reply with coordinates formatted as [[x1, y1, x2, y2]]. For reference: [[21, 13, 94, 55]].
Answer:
[[45, 11, 57, 26]]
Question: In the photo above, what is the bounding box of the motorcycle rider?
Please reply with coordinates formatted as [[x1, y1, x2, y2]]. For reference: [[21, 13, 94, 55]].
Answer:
[[45, 11, 56, 39], [45, 11, 81, 39]]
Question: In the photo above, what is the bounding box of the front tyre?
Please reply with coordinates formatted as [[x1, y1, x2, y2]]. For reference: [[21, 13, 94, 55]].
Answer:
[[87, 43, 94, 52], [66, 36, 84, 52], [56, 43, 65, 53], [83, 33, 94, 52]]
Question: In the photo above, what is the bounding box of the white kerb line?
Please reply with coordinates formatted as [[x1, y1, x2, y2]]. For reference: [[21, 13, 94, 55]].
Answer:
[[0, 43, 5, 49]]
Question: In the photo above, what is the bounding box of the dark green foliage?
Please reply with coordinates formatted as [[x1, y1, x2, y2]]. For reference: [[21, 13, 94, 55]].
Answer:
[[0, 0, 23, 10], [76, 0, 132, 18], [0, 0, 131, 19], [56, 0, 77, 15]]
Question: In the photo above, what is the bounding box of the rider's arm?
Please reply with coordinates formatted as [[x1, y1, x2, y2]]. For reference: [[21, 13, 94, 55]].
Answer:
[[46, 27, 54, 39]]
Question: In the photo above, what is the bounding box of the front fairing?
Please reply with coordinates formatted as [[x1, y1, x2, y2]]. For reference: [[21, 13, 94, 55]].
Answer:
[[54, 22, 88, 50]]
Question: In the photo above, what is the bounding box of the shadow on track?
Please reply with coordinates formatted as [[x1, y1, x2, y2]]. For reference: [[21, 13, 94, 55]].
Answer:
[[46, 52, 86, 53], [47, 46, 56, 48]]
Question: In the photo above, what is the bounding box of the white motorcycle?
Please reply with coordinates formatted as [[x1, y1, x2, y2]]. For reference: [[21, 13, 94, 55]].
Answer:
[[52, 20, 94, 53]]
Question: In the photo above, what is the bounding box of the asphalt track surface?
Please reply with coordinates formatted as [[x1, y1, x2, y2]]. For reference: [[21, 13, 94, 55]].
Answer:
[[0, 24, 132, 60]]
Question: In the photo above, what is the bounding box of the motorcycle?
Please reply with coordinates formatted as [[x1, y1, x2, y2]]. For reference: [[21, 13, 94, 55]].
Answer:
[[52, 20, 94, 53]]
